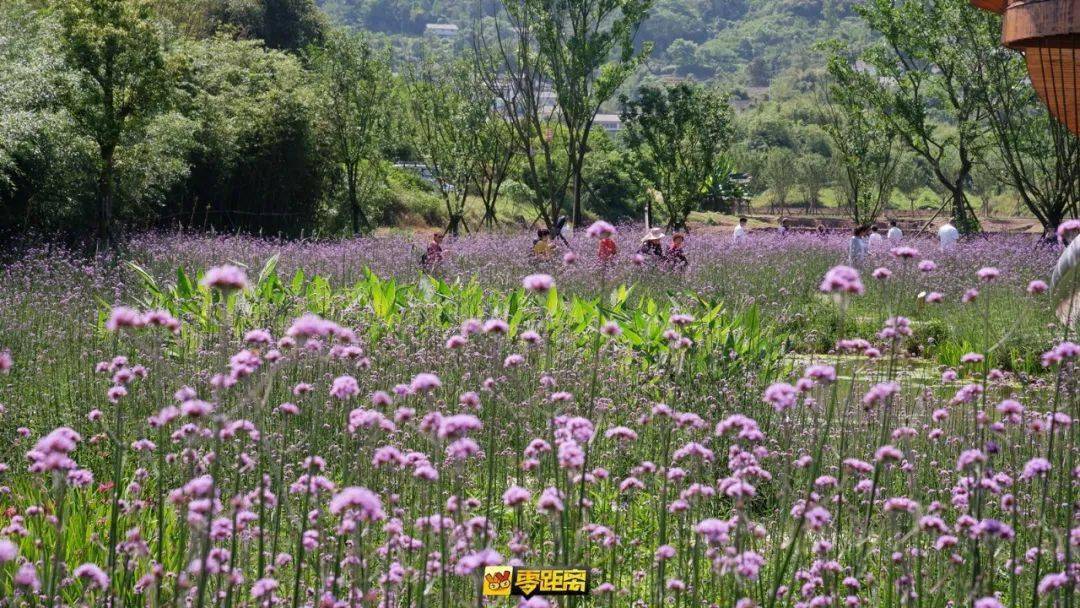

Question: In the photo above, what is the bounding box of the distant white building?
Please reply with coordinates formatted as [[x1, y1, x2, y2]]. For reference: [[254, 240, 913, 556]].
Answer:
[[424, 23, 459, 38], [594, 114, 622, 134]]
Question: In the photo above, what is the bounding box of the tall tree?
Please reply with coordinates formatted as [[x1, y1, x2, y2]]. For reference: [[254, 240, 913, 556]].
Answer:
[[472, 11, 573, 231], [310, 30, 390, 234], [473, 110, 515, 228], [822, 59, 904, 227], [763, 148, 796, 212], [404, 58, 489, 236], [969, 15, 1080, 237], [835, 0, 990, 233], [58, 0, 171, 245], [620, 82, 734, 231], [535, 0, 654, 227]]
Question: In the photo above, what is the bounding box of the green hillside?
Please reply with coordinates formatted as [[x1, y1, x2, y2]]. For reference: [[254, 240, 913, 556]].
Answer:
[[316, 0, 873, 86]]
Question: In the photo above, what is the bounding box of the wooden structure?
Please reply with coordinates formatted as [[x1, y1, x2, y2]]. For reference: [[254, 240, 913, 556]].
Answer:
[[974, 0, 1080, 134]]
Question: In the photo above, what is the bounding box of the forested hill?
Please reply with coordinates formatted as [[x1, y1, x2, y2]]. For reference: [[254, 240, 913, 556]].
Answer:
[[317, 0, 871, 87]]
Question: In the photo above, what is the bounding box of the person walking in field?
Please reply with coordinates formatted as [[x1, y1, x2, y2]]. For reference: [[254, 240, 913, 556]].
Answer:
[[938, 221, 959, 250], [734, 217, 749, 243], [868, 225, 884, 249], [887, 219, 903, 242], [849, 225, 869, 267]]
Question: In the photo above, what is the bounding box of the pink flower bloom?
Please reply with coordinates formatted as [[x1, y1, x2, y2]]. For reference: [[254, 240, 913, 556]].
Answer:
[[73, 563, 109, 590], [925, 291, 944, 303], [1037, 573, 1068, 595], [1027, 280, 1048, 294], [804, 364, 836, 382], [874, 445, 903, 462], [820, 266, 864, 295], [26, 427, 81, 473], [586, 221, 616, 239], [180, 400, 214, 418], [862, 382, 899, 408], [763, 382, 797, 412], [522, 274, 554, 293], [890, 246, 919, 259], [695, 518, 732, 544], [437, 414, 482, 440], [601, 322, 621, 337], [918, 260, 936, 272], [537, 487, 565, 513], [605, 426, 638, 442], [454, 549, 503, 576], [957, 449, 986, 471], [330, 376, 360, 400], [328, 487, 384, 521], [106, 306, 145, 331], [252, 577, 279, 598], [0, 350, 10, 373], [503, 485, 531, 507], [446, 438, 481, 460], [871, 267, 892, 280], [974, 598, 1004, 608], [962, 288, 979, 303], [200, 265, 248, 291], [244, 329, 273, 345], [0, 539, 17, 562], [1021, 458, 1051, 481], [409, 373, 442, 393], [977, 267, 1000, 282], [14, 562, 39, 592], [563, 251, 577, 265]]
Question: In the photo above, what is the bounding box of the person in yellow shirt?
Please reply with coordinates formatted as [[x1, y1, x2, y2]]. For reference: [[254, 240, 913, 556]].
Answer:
[[531, 228, 554, 260]]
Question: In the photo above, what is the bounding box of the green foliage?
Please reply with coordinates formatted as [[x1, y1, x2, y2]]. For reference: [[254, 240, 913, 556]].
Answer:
[[620, 82, 734, 230], [171, 36, 325, 235], [821, 54, 903, 225], [834, 0, 990, 233], [309, 29, 392, 234], [58, 0, 173, 242], [403, 56, 492, 235]]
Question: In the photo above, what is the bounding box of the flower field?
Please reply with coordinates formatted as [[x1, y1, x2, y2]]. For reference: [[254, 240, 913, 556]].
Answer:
[[0, 228, 1075, 608]]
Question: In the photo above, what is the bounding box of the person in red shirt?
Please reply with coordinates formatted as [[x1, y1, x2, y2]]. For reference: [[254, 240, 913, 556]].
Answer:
[[667, 233, 688, 270], [422, 232, 444, 269], [598, 236, 617, 262]]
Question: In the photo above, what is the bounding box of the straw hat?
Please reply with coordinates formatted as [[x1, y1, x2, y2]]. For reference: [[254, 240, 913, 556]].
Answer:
[[641, 227, 665, 242]]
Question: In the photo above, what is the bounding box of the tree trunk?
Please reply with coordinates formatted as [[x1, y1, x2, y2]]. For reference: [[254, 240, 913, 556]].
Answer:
[[572, 169, 582, 228], [97, 144, 116, 248], [950, 186, 981, 234], [347, 164, 363, 235]]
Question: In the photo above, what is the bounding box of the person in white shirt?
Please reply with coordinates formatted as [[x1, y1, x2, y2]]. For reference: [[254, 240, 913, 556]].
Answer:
[[849, 225, 869, 267], [938, 221, 959, 250], [886, 220, 903, 242], [733, 217, 748, 243], [868, 225, 884, 249]]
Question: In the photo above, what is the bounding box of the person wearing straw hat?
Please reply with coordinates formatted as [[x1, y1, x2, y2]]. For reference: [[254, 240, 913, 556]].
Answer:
[[638, 227, 665, 260]]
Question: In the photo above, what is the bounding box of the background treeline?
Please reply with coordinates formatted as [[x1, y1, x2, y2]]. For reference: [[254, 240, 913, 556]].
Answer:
[[2, 0, 1078, 243]]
